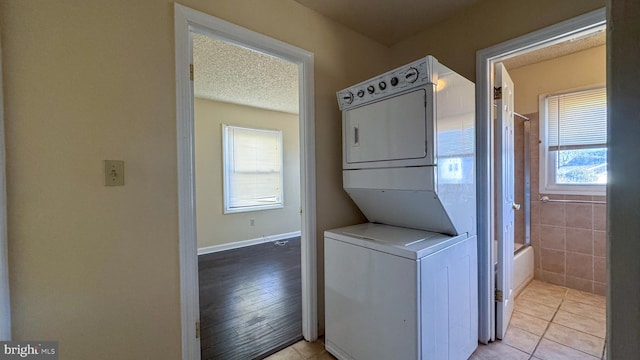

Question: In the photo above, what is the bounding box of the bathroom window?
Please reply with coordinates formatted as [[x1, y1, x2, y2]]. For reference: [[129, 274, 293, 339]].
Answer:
[[223, 125, 283, 213], [539, 87, 607, 195]]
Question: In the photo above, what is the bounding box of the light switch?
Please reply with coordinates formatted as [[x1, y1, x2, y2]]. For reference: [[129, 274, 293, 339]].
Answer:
[[105, 160, 124, 186]]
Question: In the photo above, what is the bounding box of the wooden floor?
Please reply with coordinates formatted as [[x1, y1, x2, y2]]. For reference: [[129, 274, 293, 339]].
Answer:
[[199, 237, 302, 360]]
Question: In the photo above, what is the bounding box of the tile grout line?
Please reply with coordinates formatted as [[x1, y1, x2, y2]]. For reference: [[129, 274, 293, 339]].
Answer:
[[473, 281, 606, 359], [533, 287, 604, 359], [541, 338, 601, 359], [527, 287, 566, 358]]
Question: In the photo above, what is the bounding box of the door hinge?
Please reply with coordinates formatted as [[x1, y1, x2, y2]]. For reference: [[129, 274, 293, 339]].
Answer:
[[495, 289, 503, 302], [195, 321, 200, 339], [190, 64, 194, 81], [493, 86, 502, 100]]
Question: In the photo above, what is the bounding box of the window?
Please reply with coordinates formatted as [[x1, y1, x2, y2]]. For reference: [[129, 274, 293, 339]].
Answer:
[[539, 87, 607, 195], [437, 123, 475, 185], [223, 125, 283, 213]]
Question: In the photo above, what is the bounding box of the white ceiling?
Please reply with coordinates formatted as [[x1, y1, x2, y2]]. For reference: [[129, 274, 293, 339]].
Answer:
[[294, 0, 483, 46], [192, 33, 299, 114]]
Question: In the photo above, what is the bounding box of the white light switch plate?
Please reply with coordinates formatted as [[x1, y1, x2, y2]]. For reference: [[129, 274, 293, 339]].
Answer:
[[105, 160, 124, 186]]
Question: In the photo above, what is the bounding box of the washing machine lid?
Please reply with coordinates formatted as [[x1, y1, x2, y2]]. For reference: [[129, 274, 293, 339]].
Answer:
[[324, 223, 466, 260]]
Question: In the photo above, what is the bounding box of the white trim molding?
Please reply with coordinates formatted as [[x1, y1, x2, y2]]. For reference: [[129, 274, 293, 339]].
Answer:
[[0, 33, 11, 341], [475, 8, 606, 344], [197, 231, 302, 255], [174, 3, 317, 359]]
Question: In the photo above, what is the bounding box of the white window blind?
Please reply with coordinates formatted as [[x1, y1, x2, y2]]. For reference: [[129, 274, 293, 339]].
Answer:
[[223, 125, 283, 213], [546, 87, 607, 151], [539, 86, 608, 195]]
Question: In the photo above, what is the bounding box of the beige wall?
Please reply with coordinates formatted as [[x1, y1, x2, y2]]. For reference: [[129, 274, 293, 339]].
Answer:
[[0, 0, 388, 358], [390, 0, 604, 80], [195, 98, 300, 248], [509, 45, 606, 114], [507, 46, 607, 294], [0, 0, 616, 358]]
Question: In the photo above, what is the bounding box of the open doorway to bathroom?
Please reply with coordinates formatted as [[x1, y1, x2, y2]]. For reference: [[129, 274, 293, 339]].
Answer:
[[501, 31, 607, 295], [476, 8, 608, 359], [496, 23, 607, 297]]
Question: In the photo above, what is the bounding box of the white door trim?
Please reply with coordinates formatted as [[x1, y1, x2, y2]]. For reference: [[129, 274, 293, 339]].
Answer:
[[0, 34, 11, 341], [174, 4, 317, 359], [475, 7, 606, 343]]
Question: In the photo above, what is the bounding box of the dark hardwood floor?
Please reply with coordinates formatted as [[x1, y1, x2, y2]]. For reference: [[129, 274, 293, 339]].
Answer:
[[198, 237, 302, 360]]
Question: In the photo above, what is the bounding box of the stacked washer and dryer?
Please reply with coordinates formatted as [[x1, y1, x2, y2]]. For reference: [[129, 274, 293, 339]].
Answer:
[[324, 56, 478, 360]]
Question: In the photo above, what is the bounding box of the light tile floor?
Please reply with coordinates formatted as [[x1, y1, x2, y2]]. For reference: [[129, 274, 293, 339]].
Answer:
[[269, 280, 606, 360], [265, 338, 336, 360], [471, 280, 607, 360]]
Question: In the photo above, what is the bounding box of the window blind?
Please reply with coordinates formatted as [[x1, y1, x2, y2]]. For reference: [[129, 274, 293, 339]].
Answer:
[[546, 87, 607, 151], [225, 125, 282, 211]]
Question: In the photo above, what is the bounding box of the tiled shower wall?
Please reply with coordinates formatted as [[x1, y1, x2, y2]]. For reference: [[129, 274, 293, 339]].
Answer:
[[515, 113, 607, 295]]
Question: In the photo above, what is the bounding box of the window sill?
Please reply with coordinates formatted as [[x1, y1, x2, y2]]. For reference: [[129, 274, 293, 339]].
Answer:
[[224, 204, 284, 214]]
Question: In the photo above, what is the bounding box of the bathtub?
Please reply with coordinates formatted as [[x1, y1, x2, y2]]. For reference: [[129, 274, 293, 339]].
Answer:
[[494, 242, 535, 299], [513, 246, 534, 298]]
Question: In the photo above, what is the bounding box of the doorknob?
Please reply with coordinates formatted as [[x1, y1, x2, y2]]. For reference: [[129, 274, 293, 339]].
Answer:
[[512, 203, 521, 211]]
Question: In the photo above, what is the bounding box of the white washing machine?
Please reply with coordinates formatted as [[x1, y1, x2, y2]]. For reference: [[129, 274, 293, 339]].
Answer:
[[324, 223, 478, 360], [326, 56, 478, 359]]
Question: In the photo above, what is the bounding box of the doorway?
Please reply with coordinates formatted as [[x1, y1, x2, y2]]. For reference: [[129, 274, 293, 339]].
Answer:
[[174, 4, 317, 359], [192, 32, 303, 359], [0, 37, 10, 341], [476, 8, 607, 343]]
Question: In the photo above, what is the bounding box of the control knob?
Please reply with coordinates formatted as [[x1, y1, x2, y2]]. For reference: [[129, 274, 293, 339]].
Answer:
[[357, 90, 365, 98], [405, 67, 419, 83], [390, 77, 399, 86], [379, 81, 387, 90], [342, 91, 354, 104], [367, 85, 375, 94]]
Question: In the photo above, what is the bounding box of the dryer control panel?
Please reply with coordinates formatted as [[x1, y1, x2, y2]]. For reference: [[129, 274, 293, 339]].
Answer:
[[337, 56, 439, 110]]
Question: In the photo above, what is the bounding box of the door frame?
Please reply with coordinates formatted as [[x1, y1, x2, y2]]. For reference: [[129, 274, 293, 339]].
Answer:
[[174, 4, 317, 359], [0, 34, 11, 341], [475, 7, 606, 343]]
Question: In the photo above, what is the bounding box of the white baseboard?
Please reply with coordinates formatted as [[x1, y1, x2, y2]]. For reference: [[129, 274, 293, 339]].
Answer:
[[197, 231, 301, 255]]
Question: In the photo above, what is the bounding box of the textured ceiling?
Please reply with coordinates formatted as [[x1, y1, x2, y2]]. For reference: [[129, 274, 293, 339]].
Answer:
[[294, 0, 482, 46], [193, 8, 603, 114], [502, 29, 606, 70], [192, 33, 299, 114]]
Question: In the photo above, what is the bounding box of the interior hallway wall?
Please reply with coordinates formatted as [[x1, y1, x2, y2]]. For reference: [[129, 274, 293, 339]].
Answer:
[[508, 45, 606, 294], [195, 98, 301, 249], [0, 1, 389, 358], [0, 0, 619, 358]]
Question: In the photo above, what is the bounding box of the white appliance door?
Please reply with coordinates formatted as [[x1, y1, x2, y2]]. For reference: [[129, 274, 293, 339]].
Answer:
[[344, 89, 427, 165], [324, 236, 418, 360], [421, 235, 478, 360], [496, 62, 516, 339]]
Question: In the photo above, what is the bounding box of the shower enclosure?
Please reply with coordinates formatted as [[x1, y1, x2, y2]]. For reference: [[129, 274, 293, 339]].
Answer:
[[515, 112, 531, 253], [513, 111, 534, 297]]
